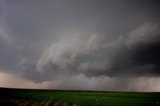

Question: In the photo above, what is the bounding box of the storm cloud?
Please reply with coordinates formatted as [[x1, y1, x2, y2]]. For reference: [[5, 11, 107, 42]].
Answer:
[[36, 22, 160, 78], [0, 0, 160, 91]]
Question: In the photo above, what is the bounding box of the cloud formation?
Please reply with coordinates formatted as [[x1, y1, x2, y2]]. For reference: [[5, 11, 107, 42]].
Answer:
[[0, 0, 160, 91], [36, 22, 160, 78]]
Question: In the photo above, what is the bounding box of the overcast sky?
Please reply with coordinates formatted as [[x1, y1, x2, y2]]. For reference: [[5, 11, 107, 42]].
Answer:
[[0, 0, 160, 91]]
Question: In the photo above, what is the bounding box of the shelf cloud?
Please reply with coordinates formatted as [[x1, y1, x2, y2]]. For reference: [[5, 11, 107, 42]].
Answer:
[[0, 0, 160, 91], [37, 22, 160, 78]]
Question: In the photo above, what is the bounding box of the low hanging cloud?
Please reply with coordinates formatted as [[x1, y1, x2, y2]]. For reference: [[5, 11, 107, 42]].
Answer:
[[36, 22, 160, 80], [53, 74, 160, 92], [0, 0, 160, 91]]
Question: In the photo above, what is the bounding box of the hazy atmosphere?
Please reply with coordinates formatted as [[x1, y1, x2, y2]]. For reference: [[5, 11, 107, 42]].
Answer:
[[0, 0, 160, 91]]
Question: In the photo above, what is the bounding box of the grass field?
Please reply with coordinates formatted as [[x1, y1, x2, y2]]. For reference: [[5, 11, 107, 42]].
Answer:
[[0, 88, 160, 106]]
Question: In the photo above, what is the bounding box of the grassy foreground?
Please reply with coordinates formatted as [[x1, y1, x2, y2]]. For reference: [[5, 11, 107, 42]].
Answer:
[[0, 88, 160, 106]]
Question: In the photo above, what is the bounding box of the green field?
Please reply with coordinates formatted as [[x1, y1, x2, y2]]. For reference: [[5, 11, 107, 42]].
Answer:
[[0, 88, 160, 106]]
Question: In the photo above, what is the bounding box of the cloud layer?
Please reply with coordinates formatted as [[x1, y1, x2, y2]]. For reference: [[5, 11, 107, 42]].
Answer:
[[0, 0, 160, 91], [36, 22, 160, 78]]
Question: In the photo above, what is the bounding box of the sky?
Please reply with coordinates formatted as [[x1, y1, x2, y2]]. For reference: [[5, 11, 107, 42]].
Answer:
[[0, 0, 160, 91]]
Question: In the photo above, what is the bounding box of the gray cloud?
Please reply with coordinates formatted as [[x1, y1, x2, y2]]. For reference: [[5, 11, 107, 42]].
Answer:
[[36, 22, 160, 78], [47, 74, 160, 92], [0, 0, 160, 91]]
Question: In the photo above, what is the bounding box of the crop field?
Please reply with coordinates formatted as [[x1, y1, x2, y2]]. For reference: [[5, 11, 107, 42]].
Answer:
[[0, 88, 160, 106]]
